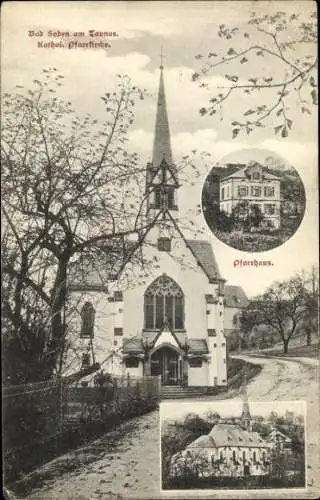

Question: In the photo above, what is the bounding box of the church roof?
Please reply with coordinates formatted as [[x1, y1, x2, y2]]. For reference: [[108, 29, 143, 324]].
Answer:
[[224, 285, 249, 308], [122, 334, 208, 355], [68, 237, 222, 289], [68, 240, 139, 291], [152, 67, 172, 167], [188, 338, 209, 354], [208, 423, 268, 448], [186, 240, 223, 282], [187, 434, 216, 449], [221, 163, 281, 181]]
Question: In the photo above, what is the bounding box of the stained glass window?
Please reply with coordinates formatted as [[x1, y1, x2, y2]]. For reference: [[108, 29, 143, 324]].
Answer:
[[144, 275, 184, 330], [80, 302, 95, 338]]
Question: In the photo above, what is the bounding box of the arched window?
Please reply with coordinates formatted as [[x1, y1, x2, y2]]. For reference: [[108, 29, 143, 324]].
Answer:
[[144, 275, 184, 330], [80, 302, 95, 338]]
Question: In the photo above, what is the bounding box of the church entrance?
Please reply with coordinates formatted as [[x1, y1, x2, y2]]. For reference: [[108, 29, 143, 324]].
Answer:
[[150, 346, 181, 385]]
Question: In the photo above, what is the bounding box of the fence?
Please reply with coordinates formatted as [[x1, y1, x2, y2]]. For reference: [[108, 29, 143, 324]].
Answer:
[[3, 374, 160, 484]]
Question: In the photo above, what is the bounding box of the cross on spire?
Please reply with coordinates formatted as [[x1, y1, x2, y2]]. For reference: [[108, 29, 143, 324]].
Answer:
[[160, 46, 164, 70]]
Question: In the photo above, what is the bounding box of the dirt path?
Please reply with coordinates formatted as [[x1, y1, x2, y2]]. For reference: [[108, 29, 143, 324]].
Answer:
[[13, 354, 319, 499], [19, 410, 160, 500]]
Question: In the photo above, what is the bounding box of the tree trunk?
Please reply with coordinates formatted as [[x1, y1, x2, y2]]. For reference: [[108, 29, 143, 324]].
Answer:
[[283, 338, 290, 354], [49, 257, 69, 371], [306, 328, 312, 346]]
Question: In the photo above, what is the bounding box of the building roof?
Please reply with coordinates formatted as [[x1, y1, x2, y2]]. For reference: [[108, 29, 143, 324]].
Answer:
[[221, 163, 281, 182], [186, 240, 223, 282], [68, 240, 138, 291], [122, 334, 208, 355], [224, 285, 249, 308], [69, 237, 223, 289], [188, 339, 209, 354], [208, 423, 268, 448], [187, 435, 216, 449]]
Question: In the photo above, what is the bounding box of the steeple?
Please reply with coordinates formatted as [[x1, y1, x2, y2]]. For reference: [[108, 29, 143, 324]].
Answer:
[[152, 50, 173, 167], [146, 50, 179, 222], [240, 366, 252, 431]]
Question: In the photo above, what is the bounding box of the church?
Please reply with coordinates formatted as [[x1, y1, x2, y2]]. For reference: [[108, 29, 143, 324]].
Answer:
[[67, 62, 227, 389], [168, 386, 271, 479]]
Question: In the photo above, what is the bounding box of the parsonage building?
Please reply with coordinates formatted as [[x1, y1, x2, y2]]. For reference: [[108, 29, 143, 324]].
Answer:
[[219, 163, 281, 229], [67, 64, 228, 389]]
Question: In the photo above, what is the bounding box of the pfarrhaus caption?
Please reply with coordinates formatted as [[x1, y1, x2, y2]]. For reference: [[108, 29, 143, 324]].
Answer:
[[28, 30, 118, 49]]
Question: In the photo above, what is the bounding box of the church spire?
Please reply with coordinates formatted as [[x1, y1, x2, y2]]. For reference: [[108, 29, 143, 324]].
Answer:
[[240, 366, 252, 431], [145, 49, 179, 223], [152, 50, 173, 167]]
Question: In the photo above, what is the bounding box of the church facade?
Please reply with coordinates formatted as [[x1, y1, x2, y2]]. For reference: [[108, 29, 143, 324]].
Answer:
[[67, 64, 227, 388]]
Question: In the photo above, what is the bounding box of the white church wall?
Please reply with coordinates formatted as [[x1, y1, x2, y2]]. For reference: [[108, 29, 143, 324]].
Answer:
[[124, 362, 143, 378], [188, 361, 209, 386], [216, 343, 227, 385], [66, 290, 116, 373], [207, 340, 219, 385]]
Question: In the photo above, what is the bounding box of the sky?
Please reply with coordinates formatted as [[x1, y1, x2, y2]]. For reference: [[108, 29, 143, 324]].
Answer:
[[2, 1, 318, 296], [160, 400, 306, 423]]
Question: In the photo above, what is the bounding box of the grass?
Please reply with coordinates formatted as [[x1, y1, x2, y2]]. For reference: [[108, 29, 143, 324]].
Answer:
[[214, 229, 289, 252], [262, 343, 319, 359], [227, 356, 262, 388]]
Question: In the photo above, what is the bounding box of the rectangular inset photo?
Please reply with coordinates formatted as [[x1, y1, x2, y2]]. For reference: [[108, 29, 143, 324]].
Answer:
[[160, 400, 306, 491]]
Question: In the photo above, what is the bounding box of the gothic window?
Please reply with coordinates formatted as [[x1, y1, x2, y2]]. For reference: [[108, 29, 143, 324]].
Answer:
[[232, 450, 236, 463], [154, 187, 174, 210], [253, 451, 257, 462], [144, 275, 184, 330], [80, 302, 95, 338], [154, 188, 161, 209], [221, 187, 225, 200], [167, 188, 174, 209]]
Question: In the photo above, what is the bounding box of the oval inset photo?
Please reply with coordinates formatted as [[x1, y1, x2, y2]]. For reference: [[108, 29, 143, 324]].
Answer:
[[202, 148, 306, 252]]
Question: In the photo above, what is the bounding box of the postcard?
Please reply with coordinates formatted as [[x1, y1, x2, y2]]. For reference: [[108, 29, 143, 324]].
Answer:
[[1, 1, 318, 499]]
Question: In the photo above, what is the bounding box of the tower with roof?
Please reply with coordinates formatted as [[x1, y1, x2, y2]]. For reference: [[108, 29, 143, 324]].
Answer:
[[240, 366, 252, 432], [145, 53, 179, 224]]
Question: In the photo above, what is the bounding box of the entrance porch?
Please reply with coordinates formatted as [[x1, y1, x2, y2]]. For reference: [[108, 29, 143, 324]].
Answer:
[[150, 346, 183, 385]]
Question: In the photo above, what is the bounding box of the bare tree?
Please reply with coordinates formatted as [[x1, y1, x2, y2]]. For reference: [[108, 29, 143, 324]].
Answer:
[[1, 69, 160, 382], [192, 10, 317, 138], [241, 273, 314, 354]]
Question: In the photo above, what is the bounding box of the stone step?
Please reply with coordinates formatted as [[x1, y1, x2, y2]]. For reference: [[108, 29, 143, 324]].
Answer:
[[160, 385, 227, 399], [160, 386, 210, 399]]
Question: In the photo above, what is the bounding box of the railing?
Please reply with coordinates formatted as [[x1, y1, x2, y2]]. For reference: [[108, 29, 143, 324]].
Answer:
[[3, 374, 160, 483]]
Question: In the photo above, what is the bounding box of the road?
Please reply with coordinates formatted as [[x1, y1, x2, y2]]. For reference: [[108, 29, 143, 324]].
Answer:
[[15, 354, 319, 499]]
